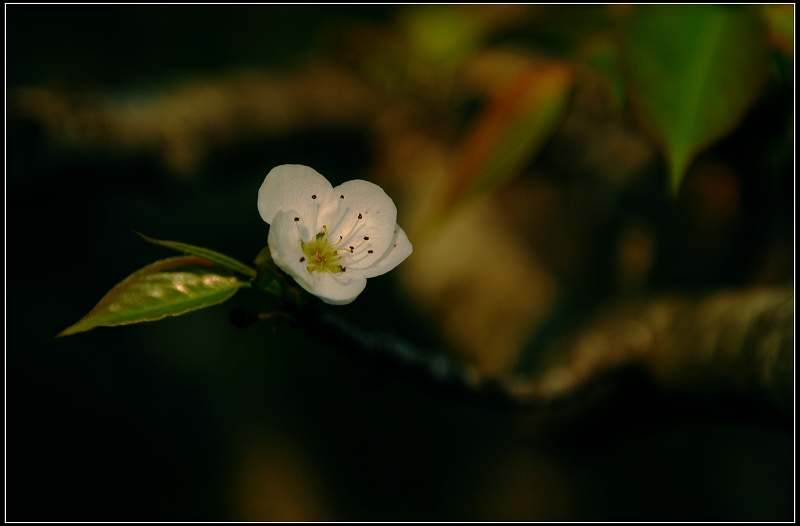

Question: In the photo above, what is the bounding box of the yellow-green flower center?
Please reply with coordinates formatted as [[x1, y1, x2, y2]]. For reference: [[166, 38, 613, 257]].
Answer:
[[301, 230, 344, 274]]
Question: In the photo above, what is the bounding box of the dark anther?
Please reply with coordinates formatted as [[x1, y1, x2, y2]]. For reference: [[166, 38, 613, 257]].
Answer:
[[364, 236, 370, 240], [341, 266, 346, 271], [294, 217, 299, 221], [340, 195, 344, 199], [349, 246, 354, 252], [394, 244, 397, 247], [299, 257, 305, 262], [358, 213, 363, 219], [312, 194, 317, 199], [339, 236, 343, 240], [368, 250, 373, 254]]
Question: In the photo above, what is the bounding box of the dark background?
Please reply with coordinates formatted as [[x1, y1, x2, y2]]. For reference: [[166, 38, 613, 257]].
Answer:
[[6, 5, 794, 521]]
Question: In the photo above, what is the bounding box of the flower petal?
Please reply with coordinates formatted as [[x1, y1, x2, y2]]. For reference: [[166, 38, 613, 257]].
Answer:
[[268, 209, 313, 290], [258, 165, 337, 230], [306, 270, 367, 305], [327, 179, 398, 260], [359, 225, 413, 278]]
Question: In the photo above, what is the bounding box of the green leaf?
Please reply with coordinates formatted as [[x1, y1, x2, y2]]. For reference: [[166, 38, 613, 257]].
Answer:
[[622, 5, 769, 194], [251, 246, 282, 297], [135, 231, 257, 278], [58, 256, 247, 337]]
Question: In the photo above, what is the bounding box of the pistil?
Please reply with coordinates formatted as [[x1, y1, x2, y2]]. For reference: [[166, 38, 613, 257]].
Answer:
[[300, 227, 344, 274]]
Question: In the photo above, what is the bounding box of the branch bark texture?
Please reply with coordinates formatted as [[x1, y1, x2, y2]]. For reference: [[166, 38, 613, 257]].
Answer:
[[301, 285, 794, 413]]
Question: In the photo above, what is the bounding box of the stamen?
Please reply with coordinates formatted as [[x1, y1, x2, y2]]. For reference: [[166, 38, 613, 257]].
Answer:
[[358, 213, 362, 219], [364, 236, 369, 240], [340, 195, 344, 199], [341, 266, 346, 271], [312, 194, 317, 200], [368, 250, 373, 254], [294, 217, 299, 221], [316, 251, 322, 262], [350, 246, 354, 253], [299, 257, 305, 262]]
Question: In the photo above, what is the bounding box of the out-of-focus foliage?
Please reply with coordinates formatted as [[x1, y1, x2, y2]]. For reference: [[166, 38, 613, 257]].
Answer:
[[402, 6, 485, 76], [621, 5, 769, 194], [444, 59, 573, 211], [58, 257, 247, 337], [762, 4, 794, 55]]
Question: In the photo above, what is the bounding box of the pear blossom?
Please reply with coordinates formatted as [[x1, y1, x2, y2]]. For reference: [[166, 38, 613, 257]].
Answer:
[[258, 164, 413, 305]]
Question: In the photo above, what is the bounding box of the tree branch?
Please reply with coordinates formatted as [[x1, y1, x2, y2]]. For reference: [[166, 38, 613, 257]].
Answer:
[[288, 285, 793, 413]]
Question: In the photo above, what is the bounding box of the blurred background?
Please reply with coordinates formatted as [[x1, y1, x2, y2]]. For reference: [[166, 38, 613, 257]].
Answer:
[[6, 5, 794, 521]]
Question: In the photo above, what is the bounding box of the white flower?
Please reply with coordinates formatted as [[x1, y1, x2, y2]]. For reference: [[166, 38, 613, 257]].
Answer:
[[257, 165, 413, 305]]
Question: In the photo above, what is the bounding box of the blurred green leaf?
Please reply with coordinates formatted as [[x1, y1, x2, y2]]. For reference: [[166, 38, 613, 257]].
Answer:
[[622, 5, 769, 194], [136, 231, 257, 278], [445, 61, 573, 208], [402, 5, 484, 69], [251, 246, 282, 297], [58, 256, 247, 337]]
